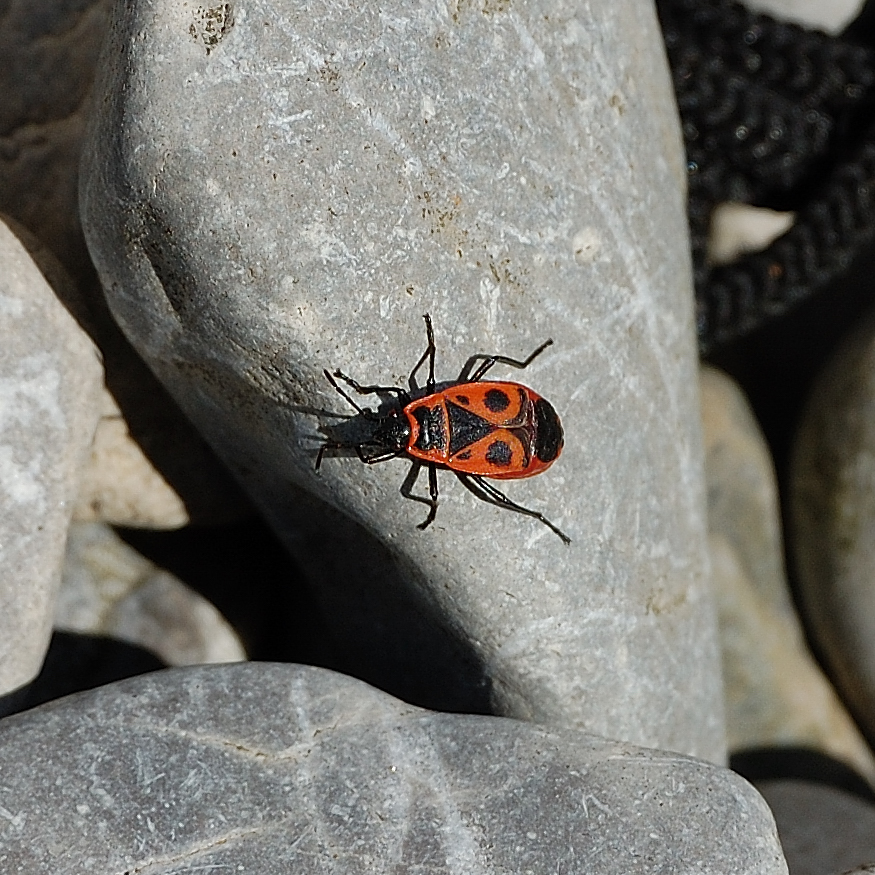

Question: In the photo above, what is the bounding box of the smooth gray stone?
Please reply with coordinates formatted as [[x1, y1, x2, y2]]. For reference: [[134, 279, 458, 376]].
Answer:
[[701, 365, 875, 783], [756, 780, 875, 875], [81, 0, 723, 759], [0, 663, 786, 874], [0, 219, 103, 695], [791, 311, 875, 741]]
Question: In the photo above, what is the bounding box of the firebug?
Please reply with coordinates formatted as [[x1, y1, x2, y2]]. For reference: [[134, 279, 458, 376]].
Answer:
[[316, 314, 569, 543]]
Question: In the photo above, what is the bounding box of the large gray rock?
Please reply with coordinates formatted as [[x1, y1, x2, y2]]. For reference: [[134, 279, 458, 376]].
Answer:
[[0, 219, 103, 694], [701, 365, 875, 783], [792, 311, 875, 741], [0, 662, 786, 874], [81, 0, 723, 759]]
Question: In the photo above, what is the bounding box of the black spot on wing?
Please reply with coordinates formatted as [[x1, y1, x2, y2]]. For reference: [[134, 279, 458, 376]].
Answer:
[[534, 398, 563, 462], [485, 440, 513, 467], [456, 450, 472, 460], [484, 388, 510, 412], [455, 394, 470, 405], [447, 400, 494, 454], [413, 405, 447, 452]]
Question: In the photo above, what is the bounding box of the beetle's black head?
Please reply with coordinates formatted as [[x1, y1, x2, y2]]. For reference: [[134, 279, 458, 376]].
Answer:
[[317, 407, 411, 468], [372, 408, 411, 452]]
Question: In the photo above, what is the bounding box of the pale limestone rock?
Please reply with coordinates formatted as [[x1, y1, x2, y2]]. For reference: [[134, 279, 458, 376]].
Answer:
[[702, 365, 875, 783], [0, 219, 103, 694], [742, 0, 863, 34], [73, 387, 190, 528], [56, 522, 246, 666], [708, 203, 795, 267]]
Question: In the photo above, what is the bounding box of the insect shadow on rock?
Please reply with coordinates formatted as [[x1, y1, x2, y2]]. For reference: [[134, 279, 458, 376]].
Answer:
[[316, 314, 570, 544]]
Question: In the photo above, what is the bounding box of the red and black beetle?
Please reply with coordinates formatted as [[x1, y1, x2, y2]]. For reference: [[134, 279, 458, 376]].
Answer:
[[316, 314, 569, 543]]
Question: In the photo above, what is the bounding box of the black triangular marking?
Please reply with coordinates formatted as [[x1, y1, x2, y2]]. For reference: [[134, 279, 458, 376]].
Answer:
[[447, 400, 495, 454]]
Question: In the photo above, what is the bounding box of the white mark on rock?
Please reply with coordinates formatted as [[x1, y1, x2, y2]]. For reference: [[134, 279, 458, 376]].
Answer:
[[582, 793, 614, 818], [0, 803, 26, 831], [0, 293, 24, 318], [300, 219, 358, 268], [496, 163, 510, 181], [368, 109, 424, 178], [421, 94, 436, 122], [572, 227, 602, 264], [275, 109, 314, 126], [509, 14, 547, 70], [479, 277, 500, 336], [0, 445, 44, 509]]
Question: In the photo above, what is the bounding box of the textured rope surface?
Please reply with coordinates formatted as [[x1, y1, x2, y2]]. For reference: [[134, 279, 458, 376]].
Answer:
[[657, 0, 875, 352]]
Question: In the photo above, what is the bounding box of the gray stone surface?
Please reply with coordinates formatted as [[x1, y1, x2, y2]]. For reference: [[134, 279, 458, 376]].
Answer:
[[0, 0, 112, 286], [791, 312, 875, 741], [56, 521, 246, 665], [0, 662, 786, 874], [757, 780, 875, 875], [0, 219, 103, 694], [701, 366, 875, 782], [0, 0, 254, 530], [81, 0, 723, 760]]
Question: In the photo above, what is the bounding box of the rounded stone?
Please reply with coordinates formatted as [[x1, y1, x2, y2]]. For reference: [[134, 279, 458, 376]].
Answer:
[[702, 365, 875, 782], [0, 663, 787, 874], [81, 0, 723, 759], [791, 311, 875, 741], [0, 218, 103, 694]]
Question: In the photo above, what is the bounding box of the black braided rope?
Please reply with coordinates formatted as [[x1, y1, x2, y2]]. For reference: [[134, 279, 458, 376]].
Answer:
[[657, 0, 875, 352]]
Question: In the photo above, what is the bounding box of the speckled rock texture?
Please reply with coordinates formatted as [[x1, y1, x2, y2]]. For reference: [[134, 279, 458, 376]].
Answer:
[[0, 662, 786, 874], [56, 522, 246, 665], [0, 219, 103, 695], [81, 0, 724, 761], [792, 311, 875, 742], [701, 366, 875, 783]]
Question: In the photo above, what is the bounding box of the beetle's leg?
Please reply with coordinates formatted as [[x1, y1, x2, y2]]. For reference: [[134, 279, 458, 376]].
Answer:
[[408, 313, 437, 392], [333, 369, 410, 403], [315, 441, 340, 470], [358, 446, 405, 464], [399, 460, 439, 528], [417, 463, 440, 530], [316, 442, 402, 469], [323, 369, 373, 417], [457, 338, 554, 383], [456, 473, 571, 544]]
